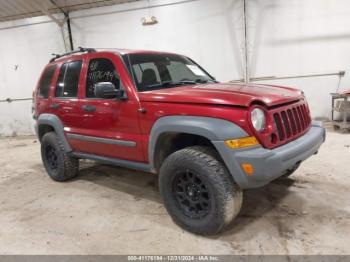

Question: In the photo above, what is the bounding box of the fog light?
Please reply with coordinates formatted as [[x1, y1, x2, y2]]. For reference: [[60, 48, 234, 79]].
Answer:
[[225, 136, 259, 149], [241, 163, 254, 175]]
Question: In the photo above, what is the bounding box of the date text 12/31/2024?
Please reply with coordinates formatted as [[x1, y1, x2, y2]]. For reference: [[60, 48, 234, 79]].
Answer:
[[127, 256, 219, 261]]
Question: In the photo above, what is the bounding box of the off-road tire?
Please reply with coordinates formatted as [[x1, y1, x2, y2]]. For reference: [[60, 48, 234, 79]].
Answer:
[[159, 146, 242, 235], [41, 132, 79, 182]]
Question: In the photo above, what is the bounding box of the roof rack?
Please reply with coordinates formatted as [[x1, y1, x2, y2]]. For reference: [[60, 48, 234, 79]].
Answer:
[[50, 47, 96, 62]]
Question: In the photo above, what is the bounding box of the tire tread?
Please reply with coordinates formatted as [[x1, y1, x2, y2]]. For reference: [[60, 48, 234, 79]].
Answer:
[[159, 146, 242, 235], [41, 132, 79, 182]]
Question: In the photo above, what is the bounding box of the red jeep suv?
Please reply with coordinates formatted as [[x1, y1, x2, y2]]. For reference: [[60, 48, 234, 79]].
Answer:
[[33, 47, 325, 235]]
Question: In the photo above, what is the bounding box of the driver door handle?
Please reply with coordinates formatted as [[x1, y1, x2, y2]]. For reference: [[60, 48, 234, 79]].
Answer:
[[50, 103, 60, 109], [82, 105, 96, 112]]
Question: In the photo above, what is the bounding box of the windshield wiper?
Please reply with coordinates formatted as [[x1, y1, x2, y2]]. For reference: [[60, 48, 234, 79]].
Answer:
[[194, 78, 218, 84], [147, 80, 197, 89]]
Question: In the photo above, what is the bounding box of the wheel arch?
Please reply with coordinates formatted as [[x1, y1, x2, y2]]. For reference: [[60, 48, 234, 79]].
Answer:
[[149, 116, 248, 172], [36, 114, 72, 152]]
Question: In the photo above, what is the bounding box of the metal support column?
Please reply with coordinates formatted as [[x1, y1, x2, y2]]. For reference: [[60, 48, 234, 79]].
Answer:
[[50, 0, 74, 51], [243, 0, 249, 83], [33, 0, 74, 52]]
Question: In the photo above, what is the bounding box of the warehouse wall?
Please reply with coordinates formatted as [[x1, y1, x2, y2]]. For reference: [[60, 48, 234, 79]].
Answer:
[[70, 0, 350, 120], [70, 0, 245, 82], [0, 0, 350, 136], [246, 0, 350, 119], [0, 16, 64, 136], [0, 0, 245, 136]]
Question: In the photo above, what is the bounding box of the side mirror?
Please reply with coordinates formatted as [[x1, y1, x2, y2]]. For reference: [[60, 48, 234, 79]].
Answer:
[[94, 82, 124, 99]]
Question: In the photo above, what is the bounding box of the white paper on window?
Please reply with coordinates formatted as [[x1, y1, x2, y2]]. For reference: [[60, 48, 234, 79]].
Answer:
[[186, 65, 206, 76]]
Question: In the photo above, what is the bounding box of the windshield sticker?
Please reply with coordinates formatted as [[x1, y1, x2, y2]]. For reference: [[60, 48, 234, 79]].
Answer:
[[186, 65, 206, 76]]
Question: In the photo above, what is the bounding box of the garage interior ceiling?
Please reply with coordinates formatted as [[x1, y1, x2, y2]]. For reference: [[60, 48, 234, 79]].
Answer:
[[0, 0, 141, 22]]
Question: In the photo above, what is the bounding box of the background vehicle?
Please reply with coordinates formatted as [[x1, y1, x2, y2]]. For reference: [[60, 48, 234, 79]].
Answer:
[[33, 47, 325, 235]]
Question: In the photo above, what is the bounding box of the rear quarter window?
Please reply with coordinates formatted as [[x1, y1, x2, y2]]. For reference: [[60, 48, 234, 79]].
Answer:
[[38, 65, 56, 98], [55, 61, 82, 98]]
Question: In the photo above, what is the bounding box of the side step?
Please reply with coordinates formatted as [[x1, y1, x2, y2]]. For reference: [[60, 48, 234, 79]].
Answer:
[[71, 152, 155, 174]]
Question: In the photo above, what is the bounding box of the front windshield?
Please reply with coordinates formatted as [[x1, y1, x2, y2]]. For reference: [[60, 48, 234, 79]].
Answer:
[[125, 53, 215, 92]]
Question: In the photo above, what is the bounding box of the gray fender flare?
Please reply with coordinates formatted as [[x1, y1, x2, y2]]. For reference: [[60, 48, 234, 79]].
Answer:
[[148, 115, 248, 170], [36, 114, 72, 152]]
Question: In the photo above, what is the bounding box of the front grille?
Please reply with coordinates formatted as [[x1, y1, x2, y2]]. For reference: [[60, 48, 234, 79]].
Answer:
[[271, 102, 311, 146]]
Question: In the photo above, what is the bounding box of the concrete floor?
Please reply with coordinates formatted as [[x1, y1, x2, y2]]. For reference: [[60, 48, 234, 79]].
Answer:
[[0, 129, 349, 255]]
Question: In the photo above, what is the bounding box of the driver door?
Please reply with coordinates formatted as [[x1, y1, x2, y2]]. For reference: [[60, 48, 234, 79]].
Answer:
[[67, 53, 144, 162]]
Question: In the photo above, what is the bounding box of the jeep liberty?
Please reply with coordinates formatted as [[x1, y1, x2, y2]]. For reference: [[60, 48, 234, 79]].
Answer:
[[33, 47, 325, 235]]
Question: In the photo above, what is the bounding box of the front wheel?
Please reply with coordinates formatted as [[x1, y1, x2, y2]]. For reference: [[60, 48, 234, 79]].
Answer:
[[159, 146, 242, 235]]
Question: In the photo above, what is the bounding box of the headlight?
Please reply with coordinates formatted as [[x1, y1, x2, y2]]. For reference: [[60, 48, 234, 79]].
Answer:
[[251, 108, 265, 132]]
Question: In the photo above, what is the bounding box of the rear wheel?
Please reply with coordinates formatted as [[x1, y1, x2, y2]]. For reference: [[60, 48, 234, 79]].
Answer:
[[159, 146, 242, 235], [41, 132, 79, 182]]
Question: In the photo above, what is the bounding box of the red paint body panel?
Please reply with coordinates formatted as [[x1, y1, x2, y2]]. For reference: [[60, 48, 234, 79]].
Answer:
[[138, 82, 303, 108], [34, 49, 311, 164], [137, 102, 251, 161], [70, 52, 144, 161]]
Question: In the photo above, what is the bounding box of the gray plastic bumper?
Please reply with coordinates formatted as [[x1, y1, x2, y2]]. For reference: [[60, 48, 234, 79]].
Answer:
[[213, 122, 326, 189]]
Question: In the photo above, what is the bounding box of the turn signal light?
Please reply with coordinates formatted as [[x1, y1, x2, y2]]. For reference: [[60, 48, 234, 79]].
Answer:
[[241, 163, 254, 175], [224, 136, 259, 149]]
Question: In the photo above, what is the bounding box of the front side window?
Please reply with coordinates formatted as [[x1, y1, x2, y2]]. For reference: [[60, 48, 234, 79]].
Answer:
[[86, 58, 120, 98], [126, 54, 214, 92], [55, 60, 82, 98], [38, 65, 56, 98]]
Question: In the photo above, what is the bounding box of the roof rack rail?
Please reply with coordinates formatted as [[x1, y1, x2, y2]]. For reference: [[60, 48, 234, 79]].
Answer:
[[50, 47, 96, 62]]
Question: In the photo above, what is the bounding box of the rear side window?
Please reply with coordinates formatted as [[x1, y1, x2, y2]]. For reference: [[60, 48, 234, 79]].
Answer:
[[86, 58, 120, 98], [38, 65, 56, 98], [55, 60, 82, 98]]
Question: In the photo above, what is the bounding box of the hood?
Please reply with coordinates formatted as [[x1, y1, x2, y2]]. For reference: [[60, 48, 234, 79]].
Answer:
[[138, 82, 304, 107]]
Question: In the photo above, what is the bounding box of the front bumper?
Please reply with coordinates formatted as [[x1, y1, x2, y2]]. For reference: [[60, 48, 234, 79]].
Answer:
[[213, 122, 326, 189]]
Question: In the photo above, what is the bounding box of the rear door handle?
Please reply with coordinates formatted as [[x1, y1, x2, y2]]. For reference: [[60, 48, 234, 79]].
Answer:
[[82, 105, 96, 112], [50, 103, 60, 109]]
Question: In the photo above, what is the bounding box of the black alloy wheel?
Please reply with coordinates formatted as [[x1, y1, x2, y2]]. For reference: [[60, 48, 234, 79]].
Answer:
[[41, 132, 79, 182], [172, 169, 211, 219], [45, 145, 58, 170], [159, 146, 243, 235]]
